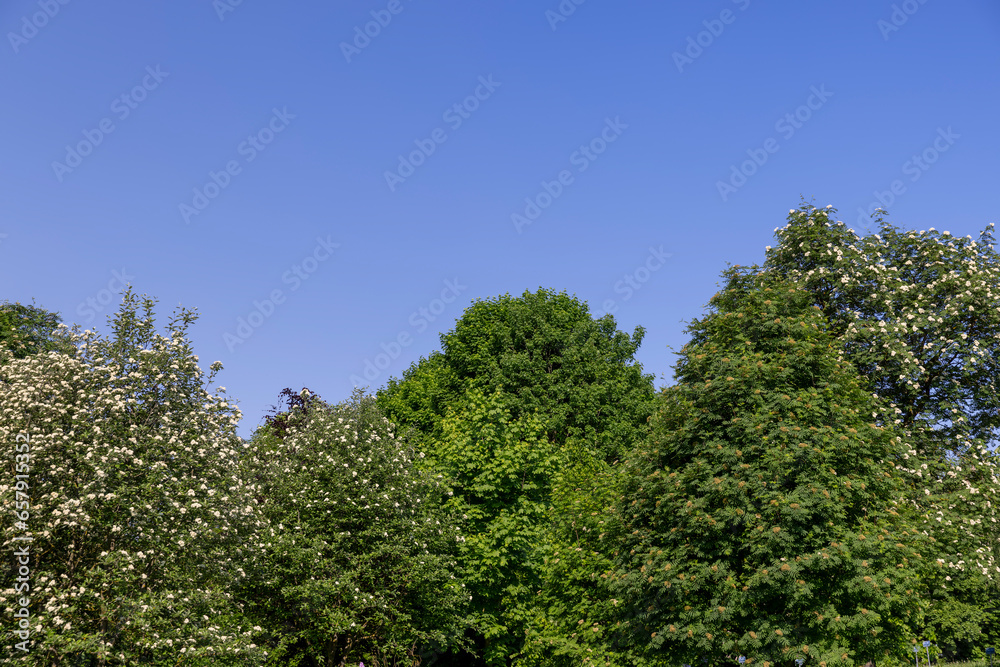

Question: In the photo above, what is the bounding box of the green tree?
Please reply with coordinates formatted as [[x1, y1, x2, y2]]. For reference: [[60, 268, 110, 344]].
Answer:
[[379, 288, 654, 465], [0, 300, 75, 362], [761, 204, 1000, 656], [608, 268, 926, 667], [517, 444, 656, 667], [432, 388, 559, 666], [0, 287, 266, 665], [234, 387, 473, 667], [378, 288, 656, 666]]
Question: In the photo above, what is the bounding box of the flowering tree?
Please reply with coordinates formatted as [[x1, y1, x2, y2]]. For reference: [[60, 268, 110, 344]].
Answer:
[[0, 288, 267, 665], [763, 205, 1000, 459], [761, 204, 1000, 656], [234, 387, 473, 667], [608, 269, 926, 667]]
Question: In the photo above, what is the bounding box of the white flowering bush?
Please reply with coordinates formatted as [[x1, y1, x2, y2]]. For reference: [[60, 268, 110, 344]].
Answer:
[[234, 387, 473, 667], [0, 289, 267, 665], [891, 438, 1000, 655]]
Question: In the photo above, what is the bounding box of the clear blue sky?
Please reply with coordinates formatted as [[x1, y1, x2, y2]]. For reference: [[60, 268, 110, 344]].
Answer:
[[3, 0, 998, 439]]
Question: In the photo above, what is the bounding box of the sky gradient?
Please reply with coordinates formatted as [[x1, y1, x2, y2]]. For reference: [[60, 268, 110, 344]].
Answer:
[[3, 0, 999, 439]]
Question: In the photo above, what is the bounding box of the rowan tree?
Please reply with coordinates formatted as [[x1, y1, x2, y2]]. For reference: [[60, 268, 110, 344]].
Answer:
[[608, 268, 926, 667]]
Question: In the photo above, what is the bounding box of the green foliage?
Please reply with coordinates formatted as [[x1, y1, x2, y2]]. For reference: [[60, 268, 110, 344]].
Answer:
[[762, 204, 1000, 656], [518, 445, 660, 667], [235, 388, 473, 667], [433, 388, 557, 666], [0, 301, 75, 362], [0, 287, 265, 665], [380, 288, 654, 465], [378, 288, 656, 665], [608, 268, 926, 667]]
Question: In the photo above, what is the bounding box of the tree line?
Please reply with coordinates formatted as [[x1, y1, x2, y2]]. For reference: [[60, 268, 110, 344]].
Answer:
[[1, 203, 999, 666]]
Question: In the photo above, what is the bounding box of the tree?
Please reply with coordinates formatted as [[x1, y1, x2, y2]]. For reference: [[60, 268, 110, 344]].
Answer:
[[517, 442, 655, 667], [761, 204, 1000, 656], [433, 388, 560, 666], [379, 288, 654, 465], [763, 205, 1000, 459], [378, 288, 656, 666], [234, 387, 473, 667], [608, 268, 926, 667], [0, 287, 267, 665], [0, 300, 75, 362]]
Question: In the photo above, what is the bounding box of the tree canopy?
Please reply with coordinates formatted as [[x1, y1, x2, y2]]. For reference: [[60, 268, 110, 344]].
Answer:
[[235, 387, 473, 666], [608, 268, 926, 666], [0, 301, 76, 362], [379, 288, 655, 464], [5, 203, 1000, 664], [763, 206, 1000, 458], [378, 288, 656, 665]]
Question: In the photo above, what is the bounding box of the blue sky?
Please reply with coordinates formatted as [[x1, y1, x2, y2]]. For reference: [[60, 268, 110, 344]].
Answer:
[[3, 0, 999, 439]]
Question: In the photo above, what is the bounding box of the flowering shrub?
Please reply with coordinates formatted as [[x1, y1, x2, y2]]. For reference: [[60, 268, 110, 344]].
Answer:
[[0, 289, 267, 665], [234, 387, 472, 667]]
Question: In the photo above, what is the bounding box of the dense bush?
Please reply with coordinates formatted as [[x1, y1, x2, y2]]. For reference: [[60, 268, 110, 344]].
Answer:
[[234, 387, 473, 666]]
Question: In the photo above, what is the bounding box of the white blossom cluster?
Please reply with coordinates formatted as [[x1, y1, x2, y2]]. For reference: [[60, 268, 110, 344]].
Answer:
[[0, 297, 269, 665], [235, 389, 470, 660]]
